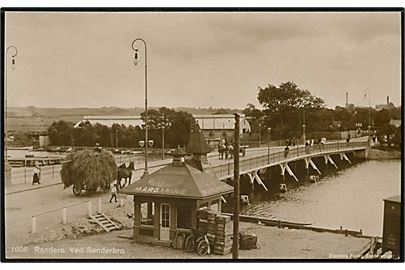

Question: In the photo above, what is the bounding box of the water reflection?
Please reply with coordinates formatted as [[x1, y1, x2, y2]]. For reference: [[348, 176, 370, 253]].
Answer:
[[241, 160, 401, 236]]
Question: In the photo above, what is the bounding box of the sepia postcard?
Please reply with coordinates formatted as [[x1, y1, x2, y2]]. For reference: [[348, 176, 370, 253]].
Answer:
[[1, 8, 403, 261]]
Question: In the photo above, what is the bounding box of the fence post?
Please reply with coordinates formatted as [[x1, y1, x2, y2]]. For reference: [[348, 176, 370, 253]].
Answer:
[[31, 216, 36, 233], [97, 197, 102, 213], [62, 207, 67, 224], [87, 201, 92, 217]]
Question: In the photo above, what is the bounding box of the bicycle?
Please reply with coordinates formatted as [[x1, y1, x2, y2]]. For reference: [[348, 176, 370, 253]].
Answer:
[[184, 230, 210, 256]]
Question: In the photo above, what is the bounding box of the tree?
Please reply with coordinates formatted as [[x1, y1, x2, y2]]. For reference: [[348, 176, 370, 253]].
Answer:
[[374, 109, 391, 127], [141, 107, 195, 148], [73, 121, 98, 146], [242, 103, 263, 122], [48, 120, 74, 146], [258, 82, 324, 114], [257, 82, 325, 139]]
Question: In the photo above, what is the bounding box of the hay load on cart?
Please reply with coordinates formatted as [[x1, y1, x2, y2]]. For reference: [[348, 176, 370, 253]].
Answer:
[[61, 149, 117, 196]]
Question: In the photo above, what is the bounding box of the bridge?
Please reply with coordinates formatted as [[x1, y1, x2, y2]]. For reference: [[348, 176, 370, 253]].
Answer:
[[209, 139, 369, 191], [7, 138, 369, 190]]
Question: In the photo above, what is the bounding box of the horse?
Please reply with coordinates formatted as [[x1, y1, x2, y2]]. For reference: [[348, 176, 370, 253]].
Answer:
[[117, 162, 135, 189]]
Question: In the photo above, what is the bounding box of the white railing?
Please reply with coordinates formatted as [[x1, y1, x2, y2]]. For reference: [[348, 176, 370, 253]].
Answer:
[[212, 141, 368, 180], [9, 141, 368, 186]]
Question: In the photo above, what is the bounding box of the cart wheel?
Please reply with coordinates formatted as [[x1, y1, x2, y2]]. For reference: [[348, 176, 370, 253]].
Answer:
[[184, 235, 195, 253], [197, 239, 210, 256], [73, 185, 82, 196]]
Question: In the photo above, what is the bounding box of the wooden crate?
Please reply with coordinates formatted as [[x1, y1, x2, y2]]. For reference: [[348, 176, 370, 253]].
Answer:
[[215, 215, 231, 224]]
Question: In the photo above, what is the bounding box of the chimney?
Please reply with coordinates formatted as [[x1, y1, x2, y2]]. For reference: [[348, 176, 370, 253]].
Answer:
[[387, 96, 390, 106], [345, 92, 348, 108]]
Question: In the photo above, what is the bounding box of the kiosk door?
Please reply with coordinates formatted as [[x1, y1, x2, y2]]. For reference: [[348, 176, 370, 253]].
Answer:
[[160, 203, 170, 241]]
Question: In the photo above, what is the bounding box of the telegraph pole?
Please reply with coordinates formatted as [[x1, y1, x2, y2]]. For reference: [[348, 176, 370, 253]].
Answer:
[[232, 113, 240, 259]]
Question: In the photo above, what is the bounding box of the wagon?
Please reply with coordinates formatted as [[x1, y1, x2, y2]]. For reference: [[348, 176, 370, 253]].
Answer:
[[72, 183, 110, 196]]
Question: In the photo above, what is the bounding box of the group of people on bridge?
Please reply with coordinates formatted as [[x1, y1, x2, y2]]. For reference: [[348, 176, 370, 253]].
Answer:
[[217, 139, 234, 160]]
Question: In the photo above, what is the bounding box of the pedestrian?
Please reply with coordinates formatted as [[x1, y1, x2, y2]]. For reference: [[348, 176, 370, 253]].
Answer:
[[94, 142, 102, 152], [346, 134, 351, 143], [305, 141, 310, 154], [284, 146, 288, 158], [109, 184, 117, 203], [32, 165, 41, 185]]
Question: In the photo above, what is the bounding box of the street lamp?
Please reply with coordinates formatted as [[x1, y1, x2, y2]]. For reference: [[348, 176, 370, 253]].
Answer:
[[139, 139, 154, 166], [5, 46, 18, 163], [365, 89, 372, 136], [162, 125, 165, 160], [132, 38, 149, 177], [302, 108, 306, 145], [337, 123, 341, 149], [267, 127, 271, 164]]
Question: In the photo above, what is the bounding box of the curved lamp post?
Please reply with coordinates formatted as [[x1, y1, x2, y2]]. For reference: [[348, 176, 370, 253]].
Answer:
[[132, 38, 149, 177], [5, 46, 18, 163]]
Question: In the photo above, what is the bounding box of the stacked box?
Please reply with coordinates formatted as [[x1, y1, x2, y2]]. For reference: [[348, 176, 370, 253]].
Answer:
[[197, 209, 209, 233], [207, 211, 218, 246], [214, 215, 233, 255]]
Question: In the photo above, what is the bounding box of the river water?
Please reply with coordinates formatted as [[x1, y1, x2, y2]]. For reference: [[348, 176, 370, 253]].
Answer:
[[241, 160, 401, 237]]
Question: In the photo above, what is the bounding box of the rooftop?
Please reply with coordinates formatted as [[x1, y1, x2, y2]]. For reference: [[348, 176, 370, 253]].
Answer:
[[119, 163, 233, 199]]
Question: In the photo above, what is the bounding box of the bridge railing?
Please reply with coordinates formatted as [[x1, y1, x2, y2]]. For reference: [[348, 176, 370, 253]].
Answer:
[[212, 141, 368, 179]]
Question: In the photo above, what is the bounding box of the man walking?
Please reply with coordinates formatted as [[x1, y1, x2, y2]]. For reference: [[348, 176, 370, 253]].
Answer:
[[109, 184, 117, 203]]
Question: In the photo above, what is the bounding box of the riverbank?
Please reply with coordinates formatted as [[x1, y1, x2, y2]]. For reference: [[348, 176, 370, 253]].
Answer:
[[6, 222, 371, 259], [367, 148, 401, 160]]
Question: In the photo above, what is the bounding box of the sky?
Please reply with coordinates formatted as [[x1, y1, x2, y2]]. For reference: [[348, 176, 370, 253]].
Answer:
[[4, 11, 402, 110]]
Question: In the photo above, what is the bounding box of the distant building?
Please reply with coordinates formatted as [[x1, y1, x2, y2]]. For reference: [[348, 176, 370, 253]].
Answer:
[[39, 135, 49, 147], [74, 115, 143, 128], [375, 103, 396, 111], [74, 114, 252, 140], [193, 114, 251, 139]]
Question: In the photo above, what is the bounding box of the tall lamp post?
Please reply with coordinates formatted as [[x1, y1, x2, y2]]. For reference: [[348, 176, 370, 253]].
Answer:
[[267, 127, 271, 164], [337, 123, 341, 149], [132, 38, 149, 177], [366, 89, 372, 136], [5, 46, 18, 163], [302, 108, 306, 145]]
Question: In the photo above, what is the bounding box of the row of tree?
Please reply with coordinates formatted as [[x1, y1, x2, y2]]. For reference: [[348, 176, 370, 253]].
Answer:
[[243, 81, 401, 145], [48, 107, 195, 148]]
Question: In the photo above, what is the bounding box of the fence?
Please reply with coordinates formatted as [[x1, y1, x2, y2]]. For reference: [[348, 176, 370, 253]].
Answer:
[[6, 195, 134, 240], [9, 154, 142, 186], [10, 165, 62, 185], [212, 141, 368, 180]]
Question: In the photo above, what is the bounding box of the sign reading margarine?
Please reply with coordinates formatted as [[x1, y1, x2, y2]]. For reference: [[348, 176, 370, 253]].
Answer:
[[134, 186, 187, 195]]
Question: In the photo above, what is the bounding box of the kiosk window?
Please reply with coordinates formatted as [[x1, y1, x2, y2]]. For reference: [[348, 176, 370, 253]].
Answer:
[[177, 205, 192, 229]]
